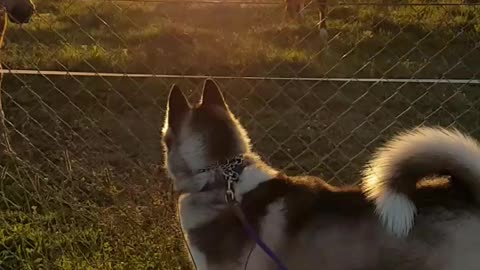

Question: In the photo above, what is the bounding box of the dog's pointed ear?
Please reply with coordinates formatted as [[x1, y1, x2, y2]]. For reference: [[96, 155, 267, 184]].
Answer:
[[201, 79, 228, 110], [167, 84, 190, 127]]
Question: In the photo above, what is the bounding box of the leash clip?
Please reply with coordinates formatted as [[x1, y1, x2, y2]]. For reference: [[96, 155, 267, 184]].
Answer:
[[225, 178, 237, 204]]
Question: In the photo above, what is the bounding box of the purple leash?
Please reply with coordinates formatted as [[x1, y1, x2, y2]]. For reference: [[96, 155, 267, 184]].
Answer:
[[199, 155, 289, 270], [232, 204, 290, 270]]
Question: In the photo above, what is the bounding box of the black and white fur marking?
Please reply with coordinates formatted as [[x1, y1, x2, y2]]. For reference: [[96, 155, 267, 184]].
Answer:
[[163, 79, 480, 270]]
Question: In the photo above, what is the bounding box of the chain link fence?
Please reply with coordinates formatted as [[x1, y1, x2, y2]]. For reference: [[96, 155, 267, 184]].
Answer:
[[1, 0, 479, 269]]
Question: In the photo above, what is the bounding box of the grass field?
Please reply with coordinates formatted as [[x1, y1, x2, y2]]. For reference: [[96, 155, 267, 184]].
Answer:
[[1, 0, 480, 269]]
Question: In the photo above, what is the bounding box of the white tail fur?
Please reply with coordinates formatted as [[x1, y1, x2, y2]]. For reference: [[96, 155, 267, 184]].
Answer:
[[362, 127, 480, 237]]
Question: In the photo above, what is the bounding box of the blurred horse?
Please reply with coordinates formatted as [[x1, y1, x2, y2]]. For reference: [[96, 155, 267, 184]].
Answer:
[[0, 0, 35, 157], [285, 0, 328, 41]]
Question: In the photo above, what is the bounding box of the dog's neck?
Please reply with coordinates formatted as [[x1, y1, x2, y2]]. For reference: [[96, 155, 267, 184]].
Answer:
[[189, 152, 278, 202], [232, 153, 278, 199], [178, 152, 278, 232], [196, 154, 248, 194]]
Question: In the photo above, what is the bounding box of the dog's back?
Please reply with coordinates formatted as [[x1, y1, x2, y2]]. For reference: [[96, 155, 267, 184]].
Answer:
[[180, 172, 480, 270], [233, 175, 480, 270]]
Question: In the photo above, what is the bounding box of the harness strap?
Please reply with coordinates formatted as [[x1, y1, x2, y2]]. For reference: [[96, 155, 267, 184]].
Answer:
[[195, 155, 290, 270], [231, 203, 290, 270]]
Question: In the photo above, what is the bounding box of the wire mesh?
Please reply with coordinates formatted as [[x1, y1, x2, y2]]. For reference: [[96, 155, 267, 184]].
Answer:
[[1, 0, 479, 269]]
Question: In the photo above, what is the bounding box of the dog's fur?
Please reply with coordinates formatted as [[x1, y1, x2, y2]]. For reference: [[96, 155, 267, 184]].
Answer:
[[163, 79, 480, 270], [0, 0, 35, 157], [362, 127, 480, 237]]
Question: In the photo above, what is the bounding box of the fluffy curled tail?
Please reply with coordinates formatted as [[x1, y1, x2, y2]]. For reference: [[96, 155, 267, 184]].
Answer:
[[362, 127, 480, 237]]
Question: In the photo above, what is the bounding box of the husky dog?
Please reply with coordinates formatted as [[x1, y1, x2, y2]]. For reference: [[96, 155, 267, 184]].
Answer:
[[163, 79, 480, 270], [0, 0, 35, 157]]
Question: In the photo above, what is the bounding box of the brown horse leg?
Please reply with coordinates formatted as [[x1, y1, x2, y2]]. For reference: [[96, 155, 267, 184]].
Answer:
[[0, 9, 14, 159], [318, 0, 328, 41]]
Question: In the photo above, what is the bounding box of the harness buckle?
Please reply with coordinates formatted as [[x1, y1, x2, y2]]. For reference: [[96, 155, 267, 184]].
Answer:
[[225, 177, 237, 203], [225, 188, 236, 204]]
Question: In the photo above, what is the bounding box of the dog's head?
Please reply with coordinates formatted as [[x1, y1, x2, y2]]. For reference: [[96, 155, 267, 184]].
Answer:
[[162, 79, 251, 193], [2, 0, 35, 24]]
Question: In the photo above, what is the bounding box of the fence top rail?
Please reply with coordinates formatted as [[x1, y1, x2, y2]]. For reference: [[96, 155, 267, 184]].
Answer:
[[99, 0, 480, 6], [3, 69, 480, 85]]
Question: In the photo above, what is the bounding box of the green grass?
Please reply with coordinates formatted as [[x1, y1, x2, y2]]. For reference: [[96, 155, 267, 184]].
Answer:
[[4, 0, 480, 77], [1, 0, 480, 269]]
